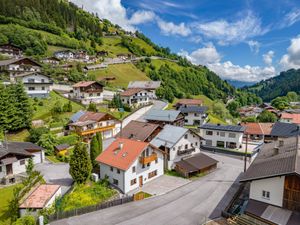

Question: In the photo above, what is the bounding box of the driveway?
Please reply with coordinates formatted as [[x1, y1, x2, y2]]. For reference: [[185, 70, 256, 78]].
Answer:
[[35, 161, 73, 195], [51, 153, 243, 225], [128, 175, 191, 196]]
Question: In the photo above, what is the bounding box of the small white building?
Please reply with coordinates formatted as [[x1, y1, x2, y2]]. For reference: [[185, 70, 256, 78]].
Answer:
[[19, 184, 61, 217], [0, 142, 44, 184], [200, 123, 245, 149], [127, 81, 161, 99], [96, 138, 164, 194], [179, 106, 208, 126], [150, 125, 202, 170], [41, 56, 60, 65], [0, 44, 23, 58], [71, 81, 104, 105], [15, 72, 53, 98], [120, 88, 151, 108], [54, 50, 74, 60]]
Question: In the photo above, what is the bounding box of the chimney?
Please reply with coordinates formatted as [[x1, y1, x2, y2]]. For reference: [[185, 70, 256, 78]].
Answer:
[[119, 142, 123, 150]]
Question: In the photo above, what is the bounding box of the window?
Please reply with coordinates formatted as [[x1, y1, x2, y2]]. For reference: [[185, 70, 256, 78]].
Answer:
[[97, 93, 100, 96], [117, 169, 120, 174], [113, 179, 119, 186], [110, 166, 113, 172], [206, 130, 213, 136], [0, 166, 2, 172], [220, 132, 225, 137], [147, 163, 150, 167], [155, 158, 158, 164], [185, 144, 188, 149], [262, 190, 270, 199], [194, 113, 199, 117], [184, 134, 188, 139], [20, 159, 25, 165], [132, 166, 136, 173], [41, 79, 45, 83], [28, 79, 35, 83], [228, 133, 236, 138], [178, 146, 182, 151], [148, 170, 157, 179], [28, 87, 35, 90], [206, 140, 212, 146], [89, 93, 93, 97], [41, 87, 45, 90], [195, 142, 198, 146], [130, 178, 136, 186]]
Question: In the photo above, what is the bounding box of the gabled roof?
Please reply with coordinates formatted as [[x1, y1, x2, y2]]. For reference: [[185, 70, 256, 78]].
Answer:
[[0, 142, 43, 159], [281, 113, 300, 124], [116, 120, 160, 141], [55, 144, 70, 151], [72, 81, 103, 88], [240, 136, 300, 182], [96, 138, 149, 170], [175, 99, 203, 106], [270, 122, 300, 137], [150, 125, 188, 149], [120, 88, 145, 97], [241, 122, 264, 135], [179, 106, 208, 114], [144, 109, 182, 122], [0, 57, 41, 67], [69, 111, 117, 126], [200, 123, 245, 133], [128, 81, 161, 89]]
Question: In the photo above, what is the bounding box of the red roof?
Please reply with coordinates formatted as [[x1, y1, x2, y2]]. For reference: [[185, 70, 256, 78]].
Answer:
[[78, 111, 106, 122], [73, 81, 97, 88], [96, 138, 148, 170], [120, 88, 144, 97], [176, 99, 203, 106], [19, 184, 61, 209], [241, 122, 274, 135], [281, 113, 300, 124]]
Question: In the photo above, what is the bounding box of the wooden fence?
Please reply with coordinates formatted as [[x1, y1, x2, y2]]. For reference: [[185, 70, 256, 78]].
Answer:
[[48, 195, 134, 222]]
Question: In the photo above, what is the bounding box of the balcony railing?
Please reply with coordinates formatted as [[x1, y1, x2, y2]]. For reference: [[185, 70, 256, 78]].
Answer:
[[78, 124, 115, 136], [177, 148, 195, 156], [139, 153, 157, 165]]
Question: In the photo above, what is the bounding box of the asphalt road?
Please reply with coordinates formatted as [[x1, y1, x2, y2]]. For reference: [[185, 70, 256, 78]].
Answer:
[[51, 153, 243, 225]]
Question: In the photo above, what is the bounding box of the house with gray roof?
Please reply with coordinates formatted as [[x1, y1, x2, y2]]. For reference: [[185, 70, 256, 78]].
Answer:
[[270, 122, 300, 139], [127, 81, 161, 99], [200, 123, 245, 149], [179, 106, 208, 126], [150, 124, 208, 171], [0, 142, 44, 184], [239, 136, 300, 225], [144, 109, 185, 127]]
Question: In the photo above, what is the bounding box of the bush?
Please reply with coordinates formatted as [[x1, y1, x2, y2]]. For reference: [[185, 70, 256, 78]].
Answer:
[[28, 127, 50, 143], [13, 215, 35, 225], [57, 134, 79, 146]]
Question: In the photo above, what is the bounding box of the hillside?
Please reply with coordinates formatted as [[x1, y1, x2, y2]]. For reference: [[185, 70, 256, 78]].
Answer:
[[0, 0, 261, 107], [244, 69, 300, 102]]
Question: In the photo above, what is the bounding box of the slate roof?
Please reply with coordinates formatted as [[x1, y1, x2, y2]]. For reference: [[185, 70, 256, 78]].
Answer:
[[128, 81, 161, 89], [175, 153, 218, 173], [73, 81, 101, 88], [96, 138, 149, 170], [241, 123, 274, 135], [150, 125, 188, 149], [116, 120, 160, 141], [179, 106, 208, 114], [200, 123, 245, 133], [144, 109, 182, 122], [240, 136, 300, 182], [0, 142, 43, 159], [270, 122, 300, 137]]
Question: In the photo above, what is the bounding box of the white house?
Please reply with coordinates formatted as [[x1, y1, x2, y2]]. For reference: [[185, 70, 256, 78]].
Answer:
[[240, 137, 300, 224], [96, 138, 164, 193], [54, 50, 74, 60], [71, 81, 104, 105], [127, 81, 161, 99], [0, 142, 44, 184], [19, 184, 61, 217], [179, 106, 208, 126], [0, 44, 23, 58], [120, 88, 151, 108], [200, 123, 245, 149], [150, 125, 202, 170], [15, 72, 53, 98]]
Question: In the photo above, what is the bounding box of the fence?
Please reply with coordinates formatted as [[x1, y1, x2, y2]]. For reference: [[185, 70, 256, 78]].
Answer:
[[48, 195, 134, 222]]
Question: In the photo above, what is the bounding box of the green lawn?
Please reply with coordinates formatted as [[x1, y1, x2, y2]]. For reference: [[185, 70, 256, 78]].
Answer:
[[135, 191, 152, 199], [98, 106, 130, 120], [89, 63, 150, 88], [165, 170, 184, 178], [98, 37, 130, 57], [32, 91, 84, 121], [150, 59, 183, 72], [7, 129, 29, 142], [58, 182, 116, 212], [208, 114, 227, 125], [132, 38, 157, 55], [46, 155, 61, 163], [0, 184, 22, 225]]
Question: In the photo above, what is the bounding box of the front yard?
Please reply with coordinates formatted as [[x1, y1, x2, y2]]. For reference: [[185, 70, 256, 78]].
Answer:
[[0, 184, 21, 225], [57, 182, 117, 212]]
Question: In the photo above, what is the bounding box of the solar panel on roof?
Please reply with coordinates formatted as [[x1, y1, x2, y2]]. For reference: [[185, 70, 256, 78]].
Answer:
[[70, 110, 85, 123]]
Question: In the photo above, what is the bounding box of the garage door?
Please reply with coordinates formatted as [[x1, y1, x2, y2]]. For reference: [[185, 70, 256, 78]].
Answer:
[[32, 152, 42, 164]]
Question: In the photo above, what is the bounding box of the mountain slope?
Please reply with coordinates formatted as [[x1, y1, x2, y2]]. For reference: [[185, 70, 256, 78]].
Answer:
[[244, 69, 300, 101]]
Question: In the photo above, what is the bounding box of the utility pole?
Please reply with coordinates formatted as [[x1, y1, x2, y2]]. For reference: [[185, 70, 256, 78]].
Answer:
[[244, 132, 248, 172]]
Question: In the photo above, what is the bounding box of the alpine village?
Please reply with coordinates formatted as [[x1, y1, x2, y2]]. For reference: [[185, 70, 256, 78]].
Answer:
[[0, 1, 300, 225]]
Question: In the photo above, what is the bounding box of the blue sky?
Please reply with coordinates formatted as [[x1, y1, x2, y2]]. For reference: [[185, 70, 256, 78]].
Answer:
[[72, 0, 300, 82]]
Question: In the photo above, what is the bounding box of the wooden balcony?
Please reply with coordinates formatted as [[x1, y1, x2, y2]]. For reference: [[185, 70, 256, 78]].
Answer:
[[177, 148, 196, 156], [139, 153, 157, 165], [78, 124, 115, 136]]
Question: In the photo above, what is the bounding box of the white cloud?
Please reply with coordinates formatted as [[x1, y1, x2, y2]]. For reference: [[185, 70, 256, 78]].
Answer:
[[178, 43, 221, 65], [280, 35, 300, 70], [263, 51, 275, 66], [71, 0, 154, 31], [157, 19, 191, 37], [280, 8, 300, 28], [248, 40, 260, 54], [193, 11, 268, 45], [189, 36, 202, 44]]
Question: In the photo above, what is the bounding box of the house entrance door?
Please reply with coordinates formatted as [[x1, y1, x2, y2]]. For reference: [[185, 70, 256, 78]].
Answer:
[[6, 164, 13, 175], [139, 175, 143, 187]]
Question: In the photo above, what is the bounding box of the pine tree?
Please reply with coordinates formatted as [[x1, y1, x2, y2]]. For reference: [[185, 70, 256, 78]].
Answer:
[[90, 135, 100, 168], [26, 158, 34, 175], [69, 143, 92, 184], [96, 132, 103, 154]]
